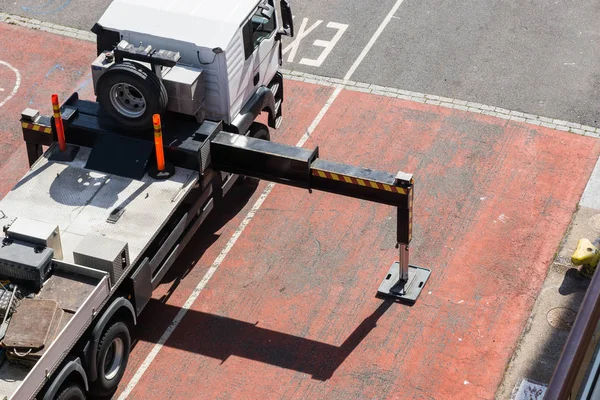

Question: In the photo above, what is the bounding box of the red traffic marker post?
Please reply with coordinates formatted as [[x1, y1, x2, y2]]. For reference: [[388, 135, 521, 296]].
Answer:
[[48, 94, 77, 162], [51, 94, 67, 152], [149, 114, 174, 179], [153, 114, 165, 171]]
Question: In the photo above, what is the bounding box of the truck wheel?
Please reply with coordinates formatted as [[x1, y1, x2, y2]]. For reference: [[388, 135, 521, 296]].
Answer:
[[89, 321, 130, 397], [241, 122, 270, 186], [248, 122, 271, 141], [56, 383, 85, 400], [97, 61, 168, 131]]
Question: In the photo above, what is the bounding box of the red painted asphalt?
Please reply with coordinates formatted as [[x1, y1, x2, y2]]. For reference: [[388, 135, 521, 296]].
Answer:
[[1, 23, 600, 399], [122, 91, 600, 400]]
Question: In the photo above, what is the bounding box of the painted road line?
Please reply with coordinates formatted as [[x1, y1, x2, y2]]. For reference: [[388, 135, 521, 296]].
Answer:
[[116, 0, 407, 398], [341, 0, 406, 82], [2, 11, 598, 138], [0, 60, 21, 109]]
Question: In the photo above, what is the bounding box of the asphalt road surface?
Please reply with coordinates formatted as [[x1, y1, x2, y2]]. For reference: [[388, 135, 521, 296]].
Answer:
[[1, 0, 599, 126]]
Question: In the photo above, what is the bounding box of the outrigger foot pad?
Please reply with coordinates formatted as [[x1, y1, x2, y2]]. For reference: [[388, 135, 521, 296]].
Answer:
[[377, 262, 431, 304]]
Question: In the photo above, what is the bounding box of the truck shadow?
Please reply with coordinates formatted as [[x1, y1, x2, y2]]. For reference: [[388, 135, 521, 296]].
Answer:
[[129, 180, 396, 382], [134, 298, 395, 381], [152, 180, 262, 303]]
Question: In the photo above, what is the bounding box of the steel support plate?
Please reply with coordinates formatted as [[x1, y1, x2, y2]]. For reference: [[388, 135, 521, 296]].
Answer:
[[377, 262, 431, 303]]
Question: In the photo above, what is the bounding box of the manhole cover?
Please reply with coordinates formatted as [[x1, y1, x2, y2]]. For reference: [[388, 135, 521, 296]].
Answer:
[[547, 307, 577, 331]]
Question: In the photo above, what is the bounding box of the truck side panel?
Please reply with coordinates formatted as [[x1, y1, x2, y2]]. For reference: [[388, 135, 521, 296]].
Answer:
[[226, 29, 253, 124]]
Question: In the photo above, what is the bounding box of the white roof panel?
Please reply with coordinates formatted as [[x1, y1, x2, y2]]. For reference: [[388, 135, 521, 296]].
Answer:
[[98, 0, 260, 50]]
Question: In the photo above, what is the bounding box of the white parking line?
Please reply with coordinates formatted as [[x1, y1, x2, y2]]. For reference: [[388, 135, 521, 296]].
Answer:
[[117, 0, 407, 398], [0, 61, 21, 109]]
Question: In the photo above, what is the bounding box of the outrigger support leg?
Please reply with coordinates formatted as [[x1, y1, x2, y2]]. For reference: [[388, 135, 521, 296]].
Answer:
[[377, 180, 430, 303], [377, 243, 431, 304]]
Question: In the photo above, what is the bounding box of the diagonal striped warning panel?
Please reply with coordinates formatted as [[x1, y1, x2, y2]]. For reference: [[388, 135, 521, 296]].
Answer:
[[311, 169, 408, 194], [21, 121, 51, 134]]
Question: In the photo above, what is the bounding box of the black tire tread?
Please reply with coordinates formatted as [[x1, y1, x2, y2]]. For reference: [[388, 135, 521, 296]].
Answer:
[[97, 61, 168, 130], [89, 321, 131, 397], [55, 383, 85, 400], [248, 122, 270, 141]]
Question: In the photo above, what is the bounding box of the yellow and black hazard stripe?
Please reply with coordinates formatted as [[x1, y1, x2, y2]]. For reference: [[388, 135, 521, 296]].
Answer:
[[408, 187, 413, 241], [311, 169, 407, 195], [21, 122, 52, 134], [52, 103, 60, 114]]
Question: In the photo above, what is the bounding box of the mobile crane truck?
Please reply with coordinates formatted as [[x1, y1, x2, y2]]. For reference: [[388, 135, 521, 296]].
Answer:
[[0, 0, 430, 399]]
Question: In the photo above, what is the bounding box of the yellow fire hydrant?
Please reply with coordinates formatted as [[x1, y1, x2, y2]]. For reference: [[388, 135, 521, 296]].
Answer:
[[572, 238, 600, 278]]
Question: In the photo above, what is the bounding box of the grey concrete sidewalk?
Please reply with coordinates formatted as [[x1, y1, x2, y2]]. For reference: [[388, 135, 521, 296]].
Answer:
[[498, 157, 600, 399]]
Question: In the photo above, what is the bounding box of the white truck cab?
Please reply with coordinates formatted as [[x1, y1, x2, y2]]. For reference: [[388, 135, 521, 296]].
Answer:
[[91, 0, 294, 130]]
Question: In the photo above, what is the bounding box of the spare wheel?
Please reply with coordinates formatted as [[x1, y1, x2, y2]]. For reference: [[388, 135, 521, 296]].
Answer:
[[97, 61, 168, 130]]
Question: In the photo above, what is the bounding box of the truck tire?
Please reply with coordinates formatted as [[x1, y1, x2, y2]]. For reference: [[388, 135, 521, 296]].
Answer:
[[97, 61, 168, 131], [55, 383, 85, 400], [241, 122, 270, 186], [89, 321, 130, 397], [248, 122, 271, 141]]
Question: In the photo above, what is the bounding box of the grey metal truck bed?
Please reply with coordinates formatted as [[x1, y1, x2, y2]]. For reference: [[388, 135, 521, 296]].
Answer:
[[0, 144, 198, 399]]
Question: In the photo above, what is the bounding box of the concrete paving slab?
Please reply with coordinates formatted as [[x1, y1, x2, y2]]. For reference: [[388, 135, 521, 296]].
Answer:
[[581, 158, 600, 210], [497, 202, 600, 398], [497, 264, 589, 399]]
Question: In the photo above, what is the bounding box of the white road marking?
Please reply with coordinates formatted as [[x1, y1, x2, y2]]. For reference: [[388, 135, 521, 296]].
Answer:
[[343, 0, 406, 82], [282, 17, 323, 63], [118, 0, 408, 397], [0, 61, 21, 109], [299, 22, 348, 67]]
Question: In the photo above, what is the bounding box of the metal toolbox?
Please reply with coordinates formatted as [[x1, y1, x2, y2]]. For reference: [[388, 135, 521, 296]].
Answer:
[[0, 239, 54, 291], [73, 235, 129, 285], [7, 217, 63, 260]]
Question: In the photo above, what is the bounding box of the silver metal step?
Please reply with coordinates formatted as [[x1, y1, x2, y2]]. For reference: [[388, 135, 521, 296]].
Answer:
[[274, 99, 282, 115], [274, 115, 283, 129]]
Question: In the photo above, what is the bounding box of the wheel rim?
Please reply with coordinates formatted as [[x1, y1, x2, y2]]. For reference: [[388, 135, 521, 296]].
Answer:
[[109, 83, 146, 118], [103, 337, 124, 381]]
